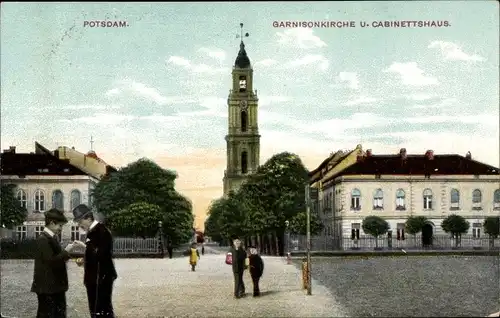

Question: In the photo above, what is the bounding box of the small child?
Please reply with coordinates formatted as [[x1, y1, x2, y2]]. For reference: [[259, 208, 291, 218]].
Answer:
[[248, 246, 264, 297], [189, 243, 200, 272]]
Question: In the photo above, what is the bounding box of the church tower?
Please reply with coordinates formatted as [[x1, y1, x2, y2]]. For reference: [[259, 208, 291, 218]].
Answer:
[[223, 24, 261, 196]]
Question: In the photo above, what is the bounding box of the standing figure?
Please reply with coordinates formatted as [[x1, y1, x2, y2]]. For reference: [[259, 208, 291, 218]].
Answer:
[[201, 244, 205, 256], [248, 246, 264, 297], [31, 208, 76, 318], [189, 243, 200, 271], [230, 237, 247, 299], [72, 204, 117, 318], [167, 240, 173, 259]]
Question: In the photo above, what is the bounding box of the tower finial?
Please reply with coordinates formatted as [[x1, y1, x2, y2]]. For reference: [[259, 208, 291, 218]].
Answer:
[[236, 22, 249, 42]]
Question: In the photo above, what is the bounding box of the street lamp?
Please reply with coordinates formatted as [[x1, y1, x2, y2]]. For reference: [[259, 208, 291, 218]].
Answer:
[[285, 220, 290, 255]]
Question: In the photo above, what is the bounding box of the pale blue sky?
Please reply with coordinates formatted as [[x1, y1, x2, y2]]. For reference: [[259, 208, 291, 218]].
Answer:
[[2, 2, 498, 224]]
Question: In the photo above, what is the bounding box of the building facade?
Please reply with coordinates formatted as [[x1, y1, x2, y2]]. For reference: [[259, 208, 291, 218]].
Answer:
[[222, 38, 261, 196], [1, 143, 106, 241], [312, 148, 500, 241]]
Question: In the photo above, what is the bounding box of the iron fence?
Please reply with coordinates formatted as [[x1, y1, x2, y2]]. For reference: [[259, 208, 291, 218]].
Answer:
[[285, 234, 500, 252]]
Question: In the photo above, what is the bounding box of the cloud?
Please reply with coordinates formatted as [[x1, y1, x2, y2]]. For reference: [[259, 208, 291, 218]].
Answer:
[[384, 62, 438, 86], [344, 96, 377, 106], [288, 54, 329, 71], [276, 29, 327, 49], [166, 56, 227, 74], [409, 97, 457, 110], [428, 41, 485, 62], [258, 96, 292, 108], [405, 94, 436, 101], [61, 113, 135, 125], [105, 79, 198, 106], [336, 72, 360, 90], [254, 59, 278, 67], [176, 97, 227, 118], [197, 47, 226, 63]]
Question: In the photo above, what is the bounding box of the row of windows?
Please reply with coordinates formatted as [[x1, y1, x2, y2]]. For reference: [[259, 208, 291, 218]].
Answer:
[[16, 189, 82, 212], [15, 225, 81, 241], [348, 188, 500, 211]]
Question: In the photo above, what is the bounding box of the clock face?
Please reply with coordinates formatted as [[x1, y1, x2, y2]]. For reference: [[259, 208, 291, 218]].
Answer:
[[239, 100, 248, 109]]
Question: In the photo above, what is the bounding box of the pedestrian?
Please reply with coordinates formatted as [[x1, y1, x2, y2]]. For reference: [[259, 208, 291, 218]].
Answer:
[[248, 246, 264, 297], [230, 237, 247, 298], [72, 204, 117, 318], [167, 240, 173, 259], [201, 244, 205, 256], [189, 242, 200, 271], [31, 208, 76, 318]]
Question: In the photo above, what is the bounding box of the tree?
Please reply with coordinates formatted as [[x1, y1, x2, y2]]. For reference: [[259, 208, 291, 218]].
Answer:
[[441, 214, 470, 247], [91, 158, 194, 246], [108, 202, 162, 238], [204, 199, 225, 244], [362, 216, 390, 249], [483, 216, 500, 248], [405, 216, 429, 236], [0, 184, 28, 229], [288, 211, 323, 236]]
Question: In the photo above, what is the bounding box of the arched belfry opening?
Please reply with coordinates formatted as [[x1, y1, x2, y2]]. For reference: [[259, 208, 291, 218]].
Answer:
[[241, 111, 248, 132], [241, 151, 248, 174]]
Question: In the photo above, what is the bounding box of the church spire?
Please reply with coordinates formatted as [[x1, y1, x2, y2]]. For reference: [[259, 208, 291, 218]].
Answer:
[[234, 23, 251, 68]]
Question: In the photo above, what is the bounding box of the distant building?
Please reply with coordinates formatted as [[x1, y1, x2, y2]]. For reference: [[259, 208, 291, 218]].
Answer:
[[310, 147, 500, 245], [0, 142, 115, 240]]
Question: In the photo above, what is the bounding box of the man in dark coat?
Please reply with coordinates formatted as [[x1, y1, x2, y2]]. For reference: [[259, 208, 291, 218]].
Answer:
[[31, 208, 76, 318], [72, 204, 117, 318], [230, 237, 247, 298], [248, 246, 264, 297], [166, 240, 173, 259]]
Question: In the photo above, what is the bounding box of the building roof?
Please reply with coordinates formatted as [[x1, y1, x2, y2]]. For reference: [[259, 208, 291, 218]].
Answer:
[[324, 153, 500, 183], [1, 153, 88, 176], [234, 41, 251, 68]]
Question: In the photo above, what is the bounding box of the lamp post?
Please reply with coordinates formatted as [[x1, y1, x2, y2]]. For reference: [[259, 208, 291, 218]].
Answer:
[[285, 220, 290, 255], [158, 221, 164, 258]]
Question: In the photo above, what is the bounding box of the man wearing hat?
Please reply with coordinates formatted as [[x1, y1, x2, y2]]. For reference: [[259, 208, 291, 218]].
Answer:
[[31, 208, 76, 318], [72, 204, 117, 317], [230, 236, 247, 298]]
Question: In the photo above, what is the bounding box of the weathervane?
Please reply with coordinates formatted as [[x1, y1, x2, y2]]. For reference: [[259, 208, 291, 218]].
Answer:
[[236, 22, 249, 41]]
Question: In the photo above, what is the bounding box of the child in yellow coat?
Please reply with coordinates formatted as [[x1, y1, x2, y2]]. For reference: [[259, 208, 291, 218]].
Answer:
[[189, 243, 200, 271]]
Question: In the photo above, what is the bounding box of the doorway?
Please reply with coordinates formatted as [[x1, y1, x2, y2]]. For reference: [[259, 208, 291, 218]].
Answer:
[[421, 223, 433, 247]]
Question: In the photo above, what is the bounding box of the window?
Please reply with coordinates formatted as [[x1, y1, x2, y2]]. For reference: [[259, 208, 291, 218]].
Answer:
[[15, 225, 27, 240], [396, 223, 405, 240], [373, 189, 384, 209], [34, 189, 46, 212], [52, 190, 64, 210], [423, 189, 433, 210], [450, 188, 460, 210], [71, 226, 81, 241], [241, 151, 248, 174], [70, 190, 81, 211], [494, 189, 500, 210], [34, 226, 44, 238], [239, 76, 247, 92], [472, 189, 482, 210], [351, 223, 360, 240], [472, 222, 482, 238], [241, 111, 248, 132], [396, 189, 405, 210], [351, 189, 361, 210], [16, 189, 27, 209]]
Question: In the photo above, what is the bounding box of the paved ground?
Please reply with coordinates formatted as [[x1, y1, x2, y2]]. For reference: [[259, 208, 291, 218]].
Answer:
[[1, 247, 346, 317], [295, 255, 500, 317]]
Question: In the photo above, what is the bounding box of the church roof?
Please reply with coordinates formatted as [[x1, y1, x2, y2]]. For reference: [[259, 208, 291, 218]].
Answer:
[[234, 41, 251, 68], [1, 152, 88, 176]]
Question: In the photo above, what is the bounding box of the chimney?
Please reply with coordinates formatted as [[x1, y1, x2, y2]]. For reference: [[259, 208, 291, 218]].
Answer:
[[465, 151, 471, 160], [399, 148, 407, 160], [366, 149, 372, 157], [71, 146, 75, 150], [9, 146, 16, 153], [425, 150, 434, 160]]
